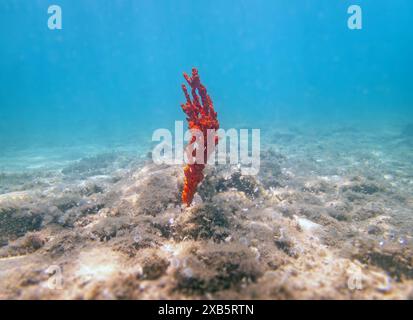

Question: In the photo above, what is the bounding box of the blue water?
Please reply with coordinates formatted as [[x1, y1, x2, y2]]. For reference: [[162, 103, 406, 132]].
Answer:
[[1, 0, 412, 153]]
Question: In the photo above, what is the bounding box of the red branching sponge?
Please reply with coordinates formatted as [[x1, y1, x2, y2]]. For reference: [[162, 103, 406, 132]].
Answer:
[[181, 68, 219, 206]]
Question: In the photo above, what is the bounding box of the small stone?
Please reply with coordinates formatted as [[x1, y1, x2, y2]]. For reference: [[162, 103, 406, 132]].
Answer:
[[367, 225, 382, 235], [182, 267, 193, 278]]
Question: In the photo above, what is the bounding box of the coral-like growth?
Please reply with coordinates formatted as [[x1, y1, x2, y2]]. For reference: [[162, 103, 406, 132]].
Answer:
[[181, 68, 219, 206]]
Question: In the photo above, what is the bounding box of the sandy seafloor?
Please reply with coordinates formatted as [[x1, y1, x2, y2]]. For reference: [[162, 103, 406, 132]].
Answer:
[[0, 122, 412, 300]]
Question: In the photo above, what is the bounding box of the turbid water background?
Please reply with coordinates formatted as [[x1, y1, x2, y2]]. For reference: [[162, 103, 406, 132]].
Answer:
[[0, 0, 412, 300]]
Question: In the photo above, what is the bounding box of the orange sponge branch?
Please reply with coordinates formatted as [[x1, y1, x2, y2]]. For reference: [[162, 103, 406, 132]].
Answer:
[[180, 68, 219, 206]]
